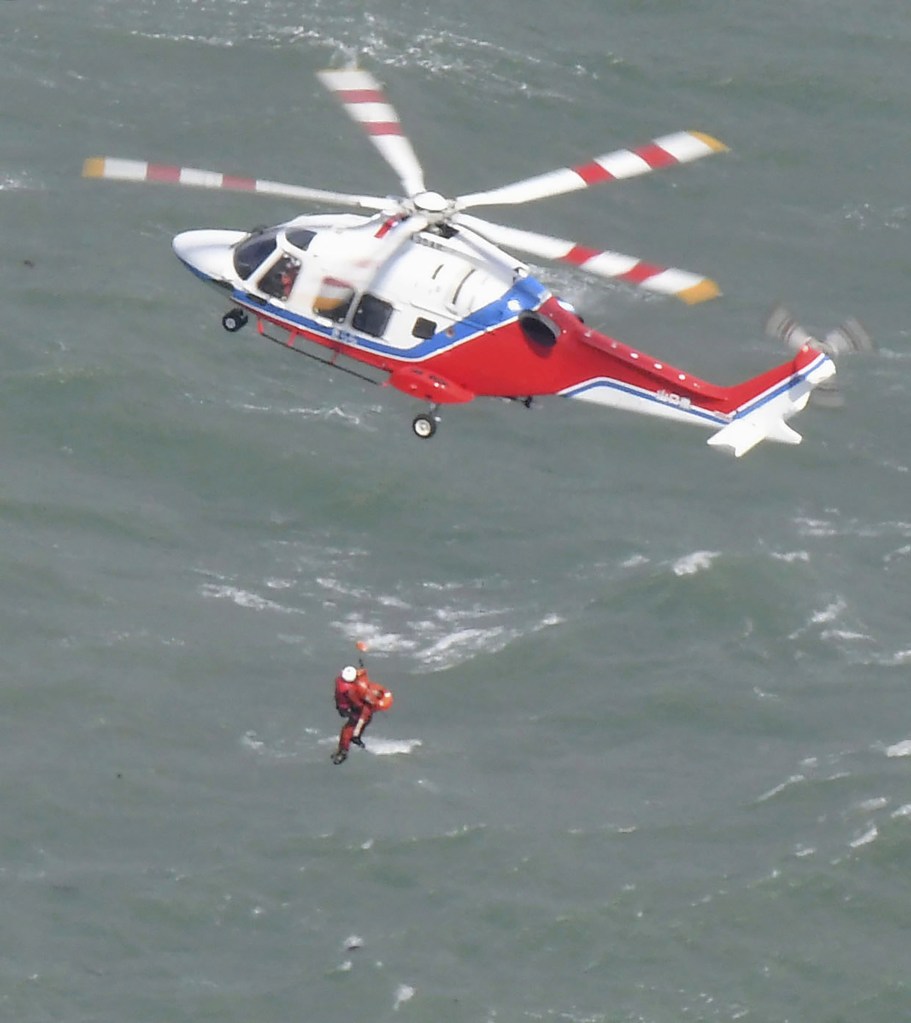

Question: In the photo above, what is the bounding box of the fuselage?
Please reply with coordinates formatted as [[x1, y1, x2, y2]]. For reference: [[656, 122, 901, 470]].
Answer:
[[173, 212, 740, 425]]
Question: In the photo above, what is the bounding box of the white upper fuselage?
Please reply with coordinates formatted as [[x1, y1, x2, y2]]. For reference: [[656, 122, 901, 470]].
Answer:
[[173, 212, 548, 358]]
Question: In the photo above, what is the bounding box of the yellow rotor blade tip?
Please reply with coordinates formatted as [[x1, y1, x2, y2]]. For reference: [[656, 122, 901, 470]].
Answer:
[[691, 132, 729, 153], [678, 279, 722, 305], [82, 157, 105, 178]]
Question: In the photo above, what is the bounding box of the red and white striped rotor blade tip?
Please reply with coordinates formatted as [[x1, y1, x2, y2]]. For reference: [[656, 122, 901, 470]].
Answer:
[[457, 214, 720, 305], [457, 131, 727, 210], [82, 157, 388, 211], [317, 68, 426, 198]]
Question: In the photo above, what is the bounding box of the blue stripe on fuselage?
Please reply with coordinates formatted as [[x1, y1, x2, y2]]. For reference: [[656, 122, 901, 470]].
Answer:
[[180, 257, 548, 361]]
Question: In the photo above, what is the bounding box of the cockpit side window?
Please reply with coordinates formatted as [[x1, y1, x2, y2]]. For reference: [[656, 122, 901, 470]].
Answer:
[[233, 228, 279, 279], [258, 255, 301, 300]]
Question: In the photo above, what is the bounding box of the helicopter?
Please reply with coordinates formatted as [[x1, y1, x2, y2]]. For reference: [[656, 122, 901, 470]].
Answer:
[[83, 66, 837, 457]]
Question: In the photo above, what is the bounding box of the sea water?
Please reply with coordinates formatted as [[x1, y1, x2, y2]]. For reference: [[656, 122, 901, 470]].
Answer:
[[1, 2, 910, 1020]]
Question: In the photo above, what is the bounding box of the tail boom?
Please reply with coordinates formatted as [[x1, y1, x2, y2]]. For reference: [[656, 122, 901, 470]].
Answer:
[[560, 331, 835, 457]]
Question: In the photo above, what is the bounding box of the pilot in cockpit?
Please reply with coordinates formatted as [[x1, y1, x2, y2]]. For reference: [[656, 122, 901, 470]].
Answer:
[[260, 254, 300, 300]]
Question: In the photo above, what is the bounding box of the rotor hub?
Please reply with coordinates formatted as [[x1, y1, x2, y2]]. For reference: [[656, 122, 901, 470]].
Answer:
[[412, 190, 450, 217]]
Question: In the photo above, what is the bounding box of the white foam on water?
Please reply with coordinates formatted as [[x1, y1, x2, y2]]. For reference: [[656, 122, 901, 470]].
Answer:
[[756, 774, 805, 803], [199, 583, 299, 614], [849, 824, 878, 849], [621, 553, 649, 569], [412, 611, 564, 670], [794, 515, 839, 538], [884, 544, 911, 563], [418, 625, 508, 666], [367, 739, 422, 756], [241, 731, 265, 754], [885, 739, 911, 757], [856, 797, 889, 813], [752, 686, 782, 702], [810, 598, 847, 624], [317, 576, 372, 602], [671, 550, 720, 576], [788, 597, 850, 640], [393, 984, 415, 1011], [770, 549, 810, 563], [876, 649, 911, 666], [820, 628, 871, 642], [2, 175, 28, 191], [335, 619, 418, 654]]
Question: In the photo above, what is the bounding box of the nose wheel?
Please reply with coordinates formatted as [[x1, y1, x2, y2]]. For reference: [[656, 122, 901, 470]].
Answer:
[[222, 308, 248, 333], [412, 410, 439, 439]]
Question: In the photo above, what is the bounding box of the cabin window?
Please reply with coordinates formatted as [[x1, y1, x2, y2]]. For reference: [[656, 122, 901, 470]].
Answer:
[[233, 228, 279, 279], [258, 255, 301, 300], [285, 228, 316, 251], [412, 316, 437, 340], [313, 278, 355, 322], [519, 310, 559, 348], [352, 293, 393, 338]]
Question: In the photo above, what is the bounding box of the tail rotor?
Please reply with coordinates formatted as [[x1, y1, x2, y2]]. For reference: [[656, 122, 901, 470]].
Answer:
[[765, 305, 873, 407]]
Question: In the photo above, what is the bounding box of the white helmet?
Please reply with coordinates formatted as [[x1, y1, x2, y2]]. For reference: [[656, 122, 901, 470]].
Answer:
[[341, 665, 357, 682]]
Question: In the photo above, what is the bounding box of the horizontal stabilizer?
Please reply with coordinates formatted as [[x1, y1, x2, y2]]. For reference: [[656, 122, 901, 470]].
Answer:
[[707, 417, 802, 457], [707, 349, 835, 457]]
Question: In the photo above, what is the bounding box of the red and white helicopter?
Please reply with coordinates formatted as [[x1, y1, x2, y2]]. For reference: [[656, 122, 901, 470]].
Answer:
[[84, 66, 837, 456]]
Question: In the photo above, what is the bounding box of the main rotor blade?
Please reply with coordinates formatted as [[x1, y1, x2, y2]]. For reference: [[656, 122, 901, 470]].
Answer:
[[455, 213, 720, 304], [82, 157, 390, 211], [456, 131, 727, 210], [317, 68, 426, 198]]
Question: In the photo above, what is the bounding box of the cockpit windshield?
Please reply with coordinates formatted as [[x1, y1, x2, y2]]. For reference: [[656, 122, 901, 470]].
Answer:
[[233, 228, 279, 280]]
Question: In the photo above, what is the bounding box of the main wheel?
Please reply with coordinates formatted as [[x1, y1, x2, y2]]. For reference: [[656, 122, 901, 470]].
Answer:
[[412, 413, 437, 439], [222, 309, 248, 333]]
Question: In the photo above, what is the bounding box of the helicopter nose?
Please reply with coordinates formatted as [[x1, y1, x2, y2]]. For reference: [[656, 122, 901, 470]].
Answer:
[[172, 229, 245, 283]]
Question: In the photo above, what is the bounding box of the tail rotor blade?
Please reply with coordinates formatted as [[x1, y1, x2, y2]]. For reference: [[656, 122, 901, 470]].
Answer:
[[821, 318, 875, 357], [456, 131, 727, 210], [764, 306, 874, 407], [455, 213, 720, 304], [764, 305, 816, 353], [765, 305, 874, 358], [82, 157, 390, 211], [317, 68, 426, 198]]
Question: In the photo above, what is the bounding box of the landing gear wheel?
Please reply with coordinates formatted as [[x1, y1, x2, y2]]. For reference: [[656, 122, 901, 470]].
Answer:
[[412, 413, 437, 439], [222, 308, 248, 333]]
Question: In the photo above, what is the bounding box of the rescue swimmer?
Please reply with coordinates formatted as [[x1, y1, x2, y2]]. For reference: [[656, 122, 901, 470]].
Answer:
[[331, 663, 394, 765]]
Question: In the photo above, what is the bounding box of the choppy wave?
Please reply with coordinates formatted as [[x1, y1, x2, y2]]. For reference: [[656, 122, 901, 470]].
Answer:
[[199, 582, 301, 614], [368, 738, 421, 756], [671, 550, 720, 576], [336, 607, 564, 670]]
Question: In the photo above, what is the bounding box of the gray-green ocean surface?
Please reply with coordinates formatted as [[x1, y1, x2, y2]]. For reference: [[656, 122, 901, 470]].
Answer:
[[1, 2, 909, 1021]]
